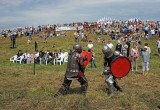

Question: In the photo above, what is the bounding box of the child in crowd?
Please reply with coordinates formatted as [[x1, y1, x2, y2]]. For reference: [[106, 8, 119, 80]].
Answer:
[[121, 40, 128, 57], [88, 49, 97, 68], [141, 46, 150, 75], [130, 43, 139, 72]]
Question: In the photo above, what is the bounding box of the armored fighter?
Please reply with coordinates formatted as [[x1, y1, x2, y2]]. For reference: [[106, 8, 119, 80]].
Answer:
[[54, 44, 91, 97], [102, 45, 131, 97]]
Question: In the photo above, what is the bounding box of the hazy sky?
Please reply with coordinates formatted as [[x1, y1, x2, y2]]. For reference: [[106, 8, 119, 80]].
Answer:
[[0, 0, 160, 29]]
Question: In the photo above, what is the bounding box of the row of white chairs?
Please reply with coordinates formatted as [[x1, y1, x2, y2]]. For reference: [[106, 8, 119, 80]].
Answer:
[[52, 52, 68, 65], [10, 52, 69, 65], [10, 53, 35, 64]]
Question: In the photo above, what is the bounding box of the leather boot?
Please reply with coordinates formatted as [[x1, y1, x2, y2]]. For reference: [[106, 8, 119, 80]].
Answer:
[[81, 83, 88, 94], [54, 84, 69, 97]]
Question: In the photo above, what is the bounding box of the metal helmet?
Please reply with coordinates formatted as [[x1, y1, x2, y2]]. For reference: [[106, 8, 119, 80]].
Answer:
[[102, 45, 114, 58], [73, 44, 82, 53]]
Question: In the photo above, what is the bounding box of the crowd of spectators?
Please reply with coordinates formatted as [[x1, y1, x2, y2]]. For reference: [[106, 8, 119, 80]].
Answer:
[[2, 19, 160, 74]]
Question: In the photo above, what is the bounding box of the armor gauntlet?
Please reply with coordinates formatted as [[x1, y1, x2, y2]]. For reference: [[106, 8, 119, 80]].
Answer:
[[103, 69, 108, 75], [103, 66, 110, 75], [114, 51, 120, 56], [103, 69, 111, 75]]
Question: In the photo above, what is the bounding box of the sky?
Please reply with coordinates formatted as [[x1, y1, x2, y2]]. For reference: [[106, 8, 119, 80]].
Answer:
[[0, 0, 160, 29]]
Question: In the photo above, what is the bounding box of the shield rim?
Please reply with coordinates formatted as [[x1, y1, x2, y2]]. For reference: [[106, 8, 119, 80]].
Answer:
[[110, 56, 131, 78]]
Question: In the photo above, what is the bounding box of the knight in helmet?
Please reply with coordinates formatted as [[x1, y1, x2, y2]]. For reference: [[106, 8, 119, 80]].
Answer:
[[102, 45, 123, 97], [54, 44, 88, 97]]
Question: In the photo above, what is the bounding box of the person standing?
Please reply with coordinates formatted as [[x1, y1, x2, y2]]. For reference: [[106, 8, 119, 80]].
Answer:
[[10, 31, 17, 48], [121, 41, 128, 57], [157, 38, 160, 56], [106, 39, 114, 50], [144, 25, 149, 40], [87, 40, 94, 50], [115, 40, 122, 53], [34, 40, 38, 52], [29, 31, 32, 40], [150, 28, 155, 38], [126, 40, 131, 57], [130, 43, 139, 71], [144, 43, 151, 65], [88, 49, 97, 68], [158, 27, 160, 37], [141, 46, 150, 75]]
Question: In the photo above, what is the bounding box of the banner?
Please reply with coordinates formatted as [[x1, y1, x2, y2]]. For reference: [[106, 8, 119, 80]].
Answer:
[[56, 26, 83, 31]]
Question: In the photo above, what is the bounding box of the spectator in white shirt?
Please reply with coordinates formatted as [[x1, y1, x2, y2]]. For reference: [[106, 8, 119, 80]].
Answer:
[[144, 43, 151, 57], [141, 46, 150, 75], [106, 39, 114, 50], [87, 40, 94, 50], [150, 28, 155, 38]]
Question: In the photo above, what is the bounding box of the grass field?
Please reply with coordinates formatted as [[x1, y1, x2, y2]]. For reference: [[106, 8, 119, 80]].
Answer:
[[0, 31, 160, 110]]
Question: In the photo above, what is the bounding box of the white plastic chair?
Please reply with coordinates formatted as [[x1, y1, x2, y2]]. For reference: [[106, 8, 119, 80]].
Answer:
[[63, 52, 68, 62], [56, 53, 64, 65], [52, 58, 56, 65], [44, 53, 50, 65], [10, 55, 17, 63], [16, 55, 24, 64]]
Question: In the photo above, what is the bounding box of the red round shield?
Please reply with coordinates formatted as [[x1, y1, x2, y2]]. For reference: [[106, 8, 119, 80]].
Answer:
[[110, 56, 131, 78], [81, 51, 92, 67]]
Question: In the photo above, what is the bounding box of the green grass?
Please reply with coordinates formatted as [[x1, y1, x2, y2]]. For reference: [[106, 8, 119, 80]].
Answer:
[[0, 31, 160, 110]]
